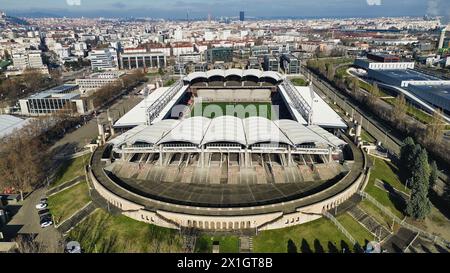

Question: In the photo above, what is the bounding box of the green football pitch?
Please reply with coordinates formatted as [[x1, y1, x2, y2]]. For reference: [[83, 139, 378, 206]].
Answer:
[[190, 102, 275, 119]]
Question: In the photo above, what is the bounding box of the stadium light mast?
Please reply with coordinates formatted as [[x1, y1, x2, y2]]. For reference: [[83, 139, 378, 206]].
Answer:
[[308, 81, 315, 125]]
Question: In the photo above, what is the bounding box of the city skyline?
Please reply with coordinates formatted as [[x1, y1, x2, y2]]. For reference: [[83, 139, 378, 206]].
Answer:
[[1, 0, 448, 21]]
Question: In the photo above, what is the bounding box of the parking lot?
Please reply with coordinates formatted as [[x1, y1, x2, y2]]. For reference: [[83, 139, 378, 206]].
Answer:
[[3, 188, 63, 252]]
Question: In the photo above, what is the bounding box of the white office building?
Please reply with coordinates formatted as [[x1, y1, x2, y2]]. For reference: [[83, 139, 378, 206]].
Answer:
[[75, 71, 124, 93], [88, 48, 119, 71], [12, 50, 45, 70]]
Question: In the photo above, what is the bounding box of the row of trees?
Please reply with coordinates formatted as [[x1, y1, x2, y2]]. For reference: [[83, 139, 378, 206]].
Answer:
[[400, 137, 438, 220], [0, 112, 83, 198], [89, 69, 147, 109], [0, 68, 62, 104], [308, 59, 450, 166]]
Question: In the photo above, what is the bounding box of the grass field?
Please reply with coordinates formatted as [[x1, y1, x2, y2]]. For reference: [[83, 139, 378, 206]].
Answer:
[[48, 181, 91, 224], [191, 102, 273, 119], [68, 208, 184, 253], [364, 157, 408, 219], [290, 78, 309, 86], [336, 213, 374, 247], [361, 129, 376, 143], [253, 218, 357, 253], [52, 154, 91, 187], [195, 235, 240, 253]]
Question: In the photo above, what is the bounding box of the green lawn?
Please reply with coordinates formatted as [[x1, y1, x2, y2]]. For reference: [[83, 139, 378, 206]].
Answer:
[[364, 157, 408, 219], [52, 154, 91, 187], [336, 213, 374, 247], [383, 98, 450, 129], [361, 129, 376, 143], [290, 78, 309, 86], [335, 65, 351, 79], [48, 181, 91, 224], [191, 102, 273, 119], [195, 235, 240, 253], [253, 218, 357, 253], [359, 200, 397, 231], [164, 79, 176, 87], [68, 208, 183, 253], [0, 60, 11, 69]]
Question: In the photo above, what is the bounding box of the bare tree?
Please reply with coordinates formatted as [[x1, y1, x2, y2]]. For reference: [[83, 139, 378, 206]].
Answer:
[[0, 124, 48, 199], [390, 94, 407, 127], [424, 109, 445, 145]]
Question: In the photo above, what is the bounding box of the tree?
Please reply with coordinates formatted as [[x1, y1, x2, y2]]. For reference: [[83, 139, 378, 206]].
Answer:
[[424, 109, 445, 145], [390, 94, 407, 124], [351, 77, 360, 98], [406, 147, 432, 220], [4, 49, 11, 60], [0, 126, 48, 200], [318, 61, 326, 76], [400, 137, 415, 166], [429, 160, 438, 192], [367, 82, 380, 106], [326, 64, 335, 81]]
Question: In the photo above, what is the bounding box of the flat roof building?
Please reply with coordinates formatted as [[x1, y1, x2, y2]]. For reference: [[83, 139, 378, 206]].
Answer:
[[206, 47, 233, 63], [75, 71, 125, 93], [88, 48, 118, 71], [280, 54, 300, 74], [19, 84, 86, 116], [119, 51, 166, 70], [264, 55, 279, 72]]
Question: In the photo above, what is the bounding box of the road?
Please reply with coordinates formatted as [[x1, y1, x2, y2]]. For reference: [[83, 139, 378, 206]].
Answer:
[[50, 95, 143, 155]]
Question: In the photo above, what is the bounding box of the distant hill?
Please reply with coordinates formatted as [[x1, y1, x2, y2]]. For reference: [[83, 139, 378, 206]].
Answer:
[[5, 16, 30, 25]]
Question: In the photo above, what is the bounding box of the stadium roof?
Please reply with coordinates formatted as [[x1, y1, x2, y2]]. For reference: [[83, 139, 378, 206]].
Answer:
[[158, 116, 211, 145], [307, 125, 347, 147], [201, 116, 247, 146], [0, 115, 31, 139], [125, 120, 180, 146], [243, 116, 292, 146], [184, 69, 284, 82], [114, 117, 346, 149], [294, 86, 347, 129], [274, 119, 330, 146]]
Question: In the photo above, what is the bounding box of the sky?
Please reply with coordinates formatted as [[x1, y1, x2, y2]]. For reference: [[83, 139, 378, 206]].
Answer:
[[1, 0, 449, 21]]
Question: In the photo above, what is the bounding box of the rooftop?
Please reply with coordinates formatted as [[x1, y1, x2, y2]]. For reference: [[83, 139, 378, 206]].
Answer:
[[0, 115, 31, 139], [375, 69, 439, 82]]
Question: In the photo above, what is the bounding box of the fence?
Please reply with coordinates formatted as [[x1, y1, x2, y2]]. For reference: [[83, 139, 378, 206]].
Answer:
[[358, 191, 450, 247], [323, 210, 357, 247]]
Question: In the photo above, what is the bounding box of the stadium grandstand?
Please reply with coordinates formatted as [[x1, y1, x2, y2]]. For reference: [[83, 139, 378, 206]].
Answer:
[[88, 69, 367, 231]]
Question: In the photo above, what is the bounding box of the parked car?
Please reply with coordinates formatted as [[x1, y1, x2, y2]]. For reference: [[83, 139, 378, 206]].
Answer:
[[38, 209, 50, 216], [35, 202, 48, 210], [40, 217, 53, 228]]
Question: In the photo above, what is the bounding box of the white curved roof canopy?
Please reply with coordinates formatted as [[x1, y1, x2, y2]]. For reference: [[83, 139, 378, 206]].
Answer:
[[158, 116, 211, 145], [307, 125, 347, 147], [206, 69, 225, 79], [261, 71, 283, 82], [224, 68, 244, 78], [201, 116, 246, 146], [243, 69, 263, 78], [184, 72, 207, 82], [274, 119, 328, 146], [243, 117, 292, 146], [126, 119, 180, 146], [184, 69, 283, 83]]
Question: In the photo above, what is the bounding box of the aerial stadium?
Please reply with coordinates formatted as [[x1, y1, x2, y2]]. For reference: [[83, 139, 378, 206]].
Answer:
[[88, 69, 368, 232]]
